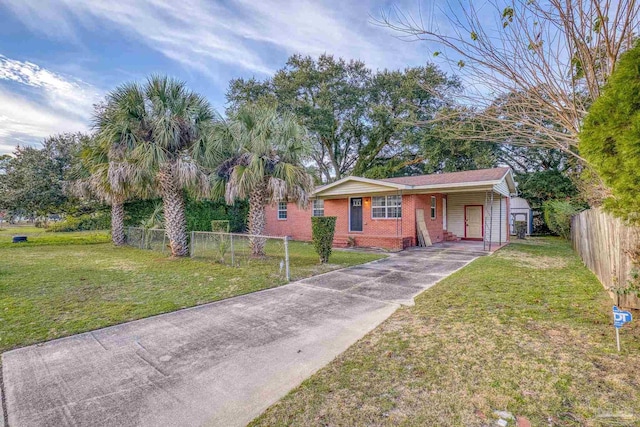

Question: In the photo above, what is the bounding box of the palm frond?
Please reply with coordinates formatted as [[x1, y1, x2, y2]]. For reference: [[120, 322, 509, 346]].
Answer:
[[215, 103, 314, 208]]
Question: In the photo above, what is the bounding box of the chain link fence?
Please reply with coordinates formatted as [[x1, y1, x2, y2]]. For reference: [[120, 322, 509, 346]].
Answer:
[[125, 227, 170, 253], [125, 227, 290, 280]]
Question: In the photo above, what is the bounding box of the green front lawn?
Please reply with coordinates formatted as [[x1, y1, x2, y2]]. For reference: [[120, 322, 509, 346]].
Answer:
[[251, 238, 640, 427], [0, 234, 383, 353]]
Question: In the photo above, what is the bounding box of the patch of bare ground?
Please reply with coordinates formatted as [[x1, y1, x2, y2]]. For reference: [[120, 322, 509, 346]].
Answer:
[[103, 260, 144, 271], [495, 251, 569, 269]]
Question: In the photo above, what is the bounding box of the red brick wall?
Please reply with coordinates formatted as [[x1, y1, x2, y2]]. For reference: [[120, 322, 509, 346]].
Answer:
[[413, 194, 445, 244], [327, 197, 408, 250], [264, 203, 312, 241], [263, 193, 445, 250]]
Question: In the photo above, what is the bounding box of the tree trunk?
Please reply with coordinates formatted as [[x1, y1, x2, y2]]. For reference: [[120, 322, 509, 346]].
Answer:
[[248, 182, 267, 257], [159, 163, 189, 257], [111, 197, 126, 246]]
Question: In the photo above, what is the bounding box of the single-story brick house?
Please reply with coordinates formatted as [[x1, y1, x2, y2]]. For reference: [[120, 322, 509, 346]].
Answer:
[[264, 167, 517, 250]]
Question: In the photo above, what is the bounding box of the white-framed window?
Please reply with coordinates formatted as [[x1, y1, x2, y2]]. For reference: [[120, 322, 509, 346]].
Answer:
[[430, 196, 437, 220], [372, 195, 402, 219], [312, 199, 324, 217], [278, 202, 287, 220]]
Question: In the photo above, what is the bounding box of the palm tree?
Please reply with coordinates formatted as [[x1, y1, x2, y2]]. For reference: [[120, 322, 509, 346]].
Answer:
[[96, 76, 217, 256], [68, 136, 144, 246], [213, 105, 314, 256]]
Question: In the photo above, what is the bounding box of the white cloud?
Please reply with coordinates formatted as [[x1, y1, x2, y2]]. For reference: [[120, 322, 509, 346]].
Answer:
[[0, 0, 436, 153], [0, 55, 101, 154], [1, 0, 427, 75]]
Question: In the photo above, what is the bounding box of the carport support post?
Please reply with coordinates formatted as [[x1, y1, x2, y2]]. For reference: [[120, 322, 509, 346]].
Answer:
[[499, 194, 502, 245], [489, 191, 494, 252], [284, 236, 290, 282]]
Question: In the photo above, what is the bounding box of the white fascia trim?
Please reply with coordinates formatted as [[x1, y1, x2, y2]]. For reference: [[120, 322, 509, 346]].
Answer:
[[504, 169, 518, 195]]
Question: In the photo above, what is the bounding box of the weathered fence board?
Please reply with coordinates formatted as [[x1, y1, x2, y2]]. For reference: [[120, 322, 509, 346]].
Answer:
[[571, 208, 639, 295]]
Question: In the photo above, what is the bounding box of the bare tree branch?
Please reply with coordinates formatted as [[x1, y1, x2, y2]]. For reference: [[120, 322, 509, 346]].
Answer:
[[375, 0, 639, 160]]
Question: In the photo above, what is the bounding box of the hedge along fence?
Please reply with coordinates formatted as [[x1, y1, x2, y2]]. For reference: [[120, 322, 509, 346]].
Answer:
[[211, 220, 230, 232], [312, 216, 337, 263], [572, 208, 640, 308], [123, 199, 249, 232], [544, 199, 583, 239]]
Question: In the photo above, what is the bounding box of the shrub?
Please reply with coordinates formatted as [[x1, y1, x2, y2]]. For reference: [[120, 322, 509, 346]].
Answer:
[[47, 216, 81, 232], [543, 200, 583, 239], [580, 42, 640, 223], [311, 216, 337, 263], [211, 220, 230, 232], [46, 212, 111, 232]]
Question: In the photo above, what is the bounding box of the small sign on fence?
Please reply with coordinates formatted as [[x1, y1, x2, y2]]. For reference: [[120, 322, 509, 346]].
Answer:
[[613, 305, 633, 352]]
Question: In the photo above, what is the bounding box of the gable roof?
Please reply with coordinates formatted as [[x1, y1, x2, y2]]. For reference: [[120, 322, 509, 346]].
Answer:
[[313, 175, 408, 197], [380, 167, 511, 186]]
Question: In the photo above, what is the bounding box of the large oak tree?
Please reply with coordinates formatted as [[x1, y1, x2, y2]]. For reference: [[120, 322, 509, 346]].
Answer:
[[227, 54, 460, 181]]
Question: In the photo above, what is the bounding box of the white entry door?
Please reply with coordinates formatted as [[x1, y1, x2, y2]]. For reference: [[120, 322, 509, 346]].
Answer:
[[465, 206, 483, 239]]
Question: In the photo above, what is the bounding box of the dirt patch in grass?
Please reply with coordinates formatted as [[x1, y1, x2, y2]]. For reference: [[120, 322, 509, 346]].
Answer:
[[495, 251, 569, 269], [104, 260, 144, 271], [250, 238, 640, 427], [516, 238, 553, 246]]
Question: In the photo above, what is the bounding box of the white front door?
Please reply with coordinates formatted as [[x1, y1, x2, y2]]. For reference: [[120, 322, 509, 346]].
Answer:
[[465, 206, 483, 239]]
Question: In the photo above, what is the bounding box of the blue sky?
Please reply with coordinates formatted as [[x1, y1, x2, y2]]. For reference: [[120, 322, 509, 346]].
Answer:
[[0, 0, 445, 154]]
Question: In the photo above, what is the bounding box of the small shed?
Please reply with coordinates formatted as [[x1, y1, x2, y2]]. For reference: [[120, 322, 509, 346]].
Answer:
[[510, 197, 532, 235]]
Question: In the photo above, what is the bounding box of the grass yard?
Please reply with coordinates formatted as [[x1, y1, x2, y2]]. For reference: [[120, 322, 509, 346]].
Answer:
[[251, 238, 640, 427], [0, 229, 383, 353], [0, 225, 110, 247]]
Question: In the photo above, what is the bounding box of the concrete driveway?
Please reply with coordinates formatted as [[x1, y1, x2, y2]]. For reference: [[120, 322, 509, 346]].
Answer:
[[2, 247, 483, 427]]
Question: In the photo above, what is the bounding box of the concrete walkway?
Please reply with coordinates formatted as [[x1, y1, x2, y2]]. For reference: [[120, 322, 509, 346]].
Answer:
[[2, 247, 483, 427]]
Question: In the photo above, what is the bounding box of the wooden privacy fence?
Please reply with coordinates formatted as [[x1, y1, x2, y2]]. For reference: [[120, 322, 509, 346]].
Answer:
[[571, 208, 640, 294]]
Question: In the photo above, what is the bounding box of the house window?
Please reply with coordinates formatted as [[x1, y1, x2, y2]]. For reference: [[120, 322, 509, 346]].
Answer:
[[278, 202, 287, 220], [430, 196, 437, 220], [372, 195, 402, 219], [312, 199, 324, 217]]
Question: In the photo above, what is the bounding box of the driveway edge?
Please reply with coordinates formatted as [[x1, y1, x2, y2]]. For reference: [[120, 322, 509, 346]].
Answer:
[[1, 359, 8, 427]]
